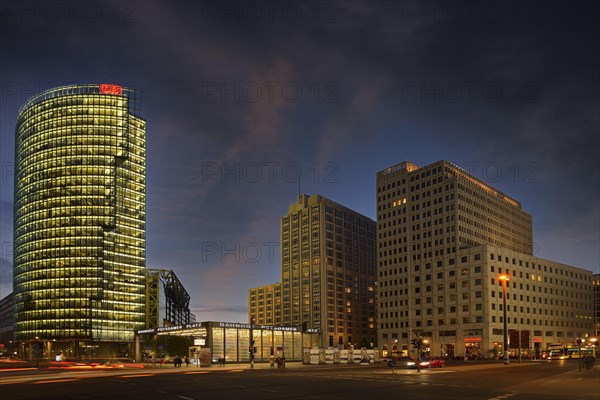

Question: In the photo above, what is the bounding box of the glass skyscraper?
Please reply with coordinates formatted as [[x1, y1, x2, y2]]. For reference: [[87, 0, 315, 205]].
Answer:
[[13, 84, 146, 357]]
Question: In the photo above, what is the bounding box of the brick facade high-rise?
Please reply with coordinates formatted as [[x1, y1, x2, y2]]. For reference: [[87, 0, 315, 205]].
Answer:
[[249, 194, 377, 349]]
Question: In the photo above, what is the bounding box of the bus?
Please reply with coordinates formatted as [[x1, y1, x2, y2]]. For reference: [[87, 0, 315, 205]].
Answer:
[[547, 344, 594, 360]]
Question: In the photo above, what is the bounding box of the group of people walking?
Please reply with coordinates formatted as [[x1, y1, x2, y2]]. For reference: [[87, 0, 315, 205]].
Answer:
[[172, 355, 190, 367], [148, 355, 191, 367]]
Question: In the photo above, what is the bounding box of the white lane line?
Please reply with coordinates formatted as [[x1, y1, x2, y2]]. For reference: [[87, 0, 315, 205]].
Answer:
[[178, 396, 194, 400], [487, 392, 519, 400]]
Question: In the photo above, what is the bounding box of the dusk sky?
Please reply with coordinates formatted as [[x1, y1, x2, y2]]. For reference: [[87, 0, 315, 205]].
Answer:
[[1, 0, 598, 323]]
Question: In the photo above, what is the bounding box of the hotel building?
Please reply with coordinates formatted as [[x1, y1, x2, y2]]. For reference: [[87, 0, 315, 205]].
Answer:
[[13, 84, 146, 358], [377, 160, 594, 358], [248, 282, 282, 326], [279, 194, 377, 348]]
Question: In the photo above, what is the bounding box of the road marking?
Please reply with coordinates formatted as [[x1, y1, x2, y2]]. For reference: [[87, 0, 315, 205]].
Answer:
[[157, 390, 167, 394], [34, 379, 79, 384], [226, 369, 244, 373], [184, 371, 210, 374], [178, 397, 194, 400], [119, 374, 154, 378], [488, 392, 518, 400]]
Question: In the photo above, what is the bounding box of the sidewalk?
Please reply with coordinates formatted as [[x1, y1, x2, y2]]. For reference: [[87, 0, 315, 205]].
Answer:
[[139, 361, 359, 373]]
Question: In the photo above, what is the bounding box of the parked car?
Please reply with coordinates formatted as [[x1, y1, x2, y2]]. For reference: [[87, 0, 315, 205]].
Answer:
[[407, 356, 445, 369]]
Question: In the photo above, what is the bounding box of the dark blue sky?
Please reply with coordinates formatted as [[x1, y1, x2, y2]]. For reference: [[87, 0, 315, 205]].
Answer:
[[1, 1, 598, 322]]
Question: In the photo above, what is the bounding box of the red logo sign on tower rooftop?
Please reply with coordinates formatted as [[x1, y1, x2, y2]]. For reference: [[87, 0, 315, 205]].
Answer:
[[100, 84, 122, 95]]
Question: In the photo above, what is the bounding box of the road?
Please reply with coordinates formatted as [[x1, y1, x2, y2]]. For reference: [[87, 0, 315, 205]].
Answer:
[[1, 360, 598, 400]]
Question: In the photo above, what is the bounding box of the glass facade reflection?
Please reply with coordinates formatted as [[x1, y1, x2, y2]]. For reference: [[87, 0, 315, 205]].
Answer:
[[137, 322, 320, 363], [13, 84, 146, 345]]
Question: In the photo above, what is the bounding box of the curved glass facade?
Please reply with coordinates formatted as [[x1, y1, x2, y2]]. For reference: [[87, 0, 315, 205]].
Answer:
[[14, 84, 146, 344]]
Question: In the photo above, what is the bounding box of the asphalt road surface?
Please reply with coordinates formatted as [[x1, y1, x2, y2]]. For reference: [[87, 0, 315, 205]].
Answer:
[[1, 360, 598, 400]]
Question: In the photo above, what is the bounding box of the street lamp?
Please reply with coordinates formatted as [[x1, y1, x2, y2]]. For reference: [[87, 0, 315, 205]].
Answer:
[[577, 338, 584, 372], [249, 317, 255, 369], [498, 274, 510, 365]]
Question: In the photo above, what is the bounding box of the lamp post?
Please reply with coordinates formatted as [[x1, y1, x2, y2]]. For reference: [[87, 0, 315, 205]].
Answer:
[[498, 274, 510, 365], [249, 318, 254, 369], [577, 338, 583, 372]]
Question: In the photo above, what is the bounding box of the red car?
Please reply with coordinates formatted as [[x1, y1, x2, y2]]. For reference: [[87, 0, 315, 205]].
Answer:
[[407, 356, 445, 369]]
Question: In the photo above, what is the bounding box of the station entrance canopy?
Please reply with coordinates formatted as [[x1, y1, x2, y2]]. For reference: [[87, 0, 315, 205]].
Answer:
[[135, 321, 320, 363]]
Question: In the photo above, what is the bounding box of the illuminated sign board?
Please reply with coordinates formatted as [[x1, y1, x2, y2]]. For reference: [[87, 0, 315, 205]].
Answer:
[[99, 84, 123, 95], [464, 337, 482, 342], [194, 339, 206, 346], [216, 322, 301, 332], [137, 321, 320, 336]]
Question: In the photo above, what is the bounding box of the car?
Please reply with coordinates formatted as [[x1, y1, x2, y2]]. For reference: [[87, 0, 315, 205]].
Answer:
[[407, 356, 445, 369]]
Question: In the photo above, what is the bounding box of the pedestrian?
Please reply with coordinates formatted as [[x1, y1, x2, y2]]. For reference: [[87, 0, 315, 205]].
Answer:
[[269, 356, 274, 368], [584, 355, 595, 370], [387, 359, 396, 374], [185, 356, 190, 367]]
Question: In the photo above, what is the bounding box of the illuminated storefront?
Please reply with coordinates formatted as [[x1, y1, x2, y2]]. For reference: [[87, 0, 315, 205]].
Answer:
[[13, 84, 146, 358], [136, 321, 320, 363]]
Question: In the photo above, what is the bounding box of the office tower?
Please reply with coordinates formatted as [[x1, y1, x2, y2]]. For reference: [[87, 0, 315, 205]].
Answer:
[[13, 84, 146, 358], [248, 282, 282, 325], [281, 194, 377, 348], [377, 160, 594, 359]]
